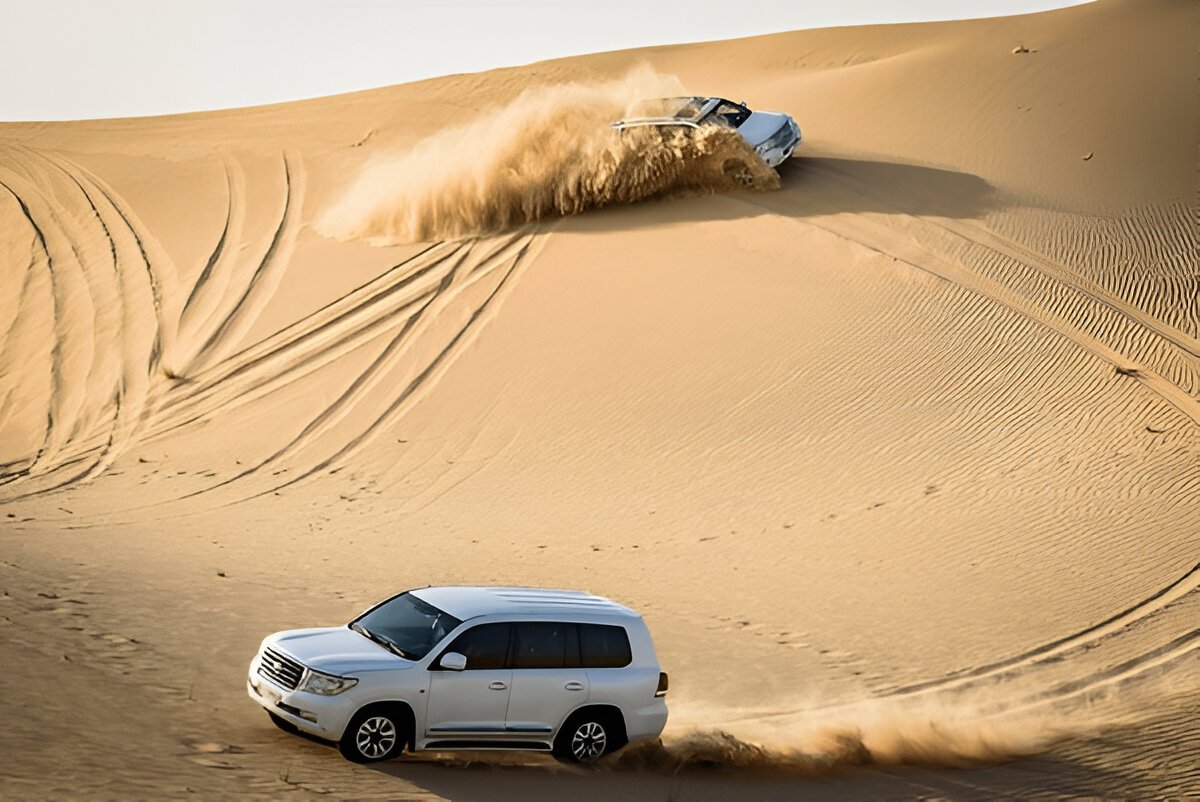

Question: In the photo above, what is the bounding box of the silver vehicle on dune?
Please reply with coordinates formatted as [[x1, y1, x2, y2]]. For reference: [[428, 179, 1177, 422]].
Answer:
[[613, 96, 802, 168], [249, 586, 669, 764]]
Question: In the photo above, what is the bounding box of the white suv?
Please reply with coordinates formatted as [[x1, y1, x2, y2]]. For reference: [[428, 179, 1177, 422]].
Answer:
[[247, 586, 669, 763]]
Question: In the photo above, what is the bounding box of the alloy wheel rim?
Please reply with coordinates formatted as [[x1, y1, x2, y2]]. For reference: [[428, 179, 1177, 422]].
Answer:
[[571, 721, 607, 760], [356, 716, 397, 758]]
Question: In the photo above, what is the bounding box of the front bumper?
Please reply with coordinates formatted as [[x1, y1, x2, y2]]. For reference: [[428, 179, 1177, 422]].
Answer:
[[756, 120, 802, 168], [247, 654, 355, 740]]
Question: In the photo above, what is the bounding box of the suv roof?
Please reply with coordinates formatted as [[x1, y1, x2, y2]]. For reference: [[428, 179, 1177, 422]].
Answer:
[[410, 586, 639, 622]]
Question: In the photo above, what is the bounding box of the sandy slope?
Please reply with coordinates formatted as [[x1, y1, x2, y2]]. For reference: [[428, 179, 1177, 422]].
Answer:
[[1, 0, 1198, 797]]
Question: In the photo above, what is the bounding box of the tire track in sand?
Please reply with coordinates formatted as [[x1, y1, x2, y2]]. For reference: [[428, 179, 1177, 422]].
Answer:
[[2, 147, 533, 508], [881, 561, 1200, 699], [175, 153, 248, 351], [0, 145, 176, 499], [252, 231, 546, 499], [40, 150, 306, 474], [176, 229, 545, 503], [804, 161, 1200, 361], [32, 150, 161, 483], [0, 163, 79, 485], [175, 151, 306, 375], [735, 185, 1200, 430], [0, 233, 41, 457], [720, 167, 1199, 728], [143, 241, 464, 440], [0, 148, 313, 501]]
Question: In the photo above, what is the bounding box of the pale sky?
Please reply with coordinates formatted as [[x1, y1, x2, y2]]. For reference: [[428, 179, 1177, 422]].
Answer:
[[1, 0, 1091, 121]]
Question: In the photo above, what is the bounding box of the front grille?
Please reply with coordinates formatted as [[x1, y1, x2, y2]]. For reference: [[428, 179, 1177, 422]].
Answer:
[[762, 121, 797, 153], [258, 647, 305, 691]]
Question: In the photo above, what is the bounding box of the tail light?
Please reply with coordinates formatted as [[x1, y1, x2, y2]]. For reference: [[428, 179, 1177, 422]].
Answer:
[[655, 671, 669, 697]]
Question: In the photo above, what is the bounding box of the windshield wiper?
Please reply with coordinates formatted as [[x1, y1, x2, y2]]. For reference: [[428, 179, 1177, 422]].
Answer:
[[351, 623, 416, 660]]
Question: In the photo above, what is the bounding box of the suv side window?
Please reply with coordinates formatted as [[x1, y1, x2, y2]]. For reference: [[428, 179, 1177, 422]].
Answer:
[[442, 622, 511, 669], [579, 624, 632, 668], [513, 622, 578, 669]]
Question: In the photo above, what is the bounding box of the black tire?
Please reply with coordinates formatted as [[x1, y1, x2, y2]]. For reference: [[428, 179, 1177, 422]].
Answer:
[[553, 710, 622, 764], [268, 711, 299, 735], [338, 706, 409, 763]]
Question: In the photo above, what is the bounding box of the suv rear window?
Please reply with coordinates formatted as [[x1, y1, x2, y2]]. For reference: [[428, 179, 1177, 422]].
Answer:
[[578, 624, 632, 668]]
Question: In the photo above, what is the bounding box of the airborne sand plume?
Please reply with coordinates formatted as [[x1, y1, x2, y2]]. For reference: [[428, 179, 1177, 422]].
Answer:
[[616, 676, 1164, 777], [317, 68, 779, 244], [615, 706, 1085, 775]]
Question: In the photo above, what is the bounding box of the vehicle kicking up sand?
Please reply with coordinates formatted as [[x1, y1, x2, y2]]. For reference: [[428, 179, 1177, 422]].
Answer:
[[249, 587, 669, 763], [613, 96, 802, 167]]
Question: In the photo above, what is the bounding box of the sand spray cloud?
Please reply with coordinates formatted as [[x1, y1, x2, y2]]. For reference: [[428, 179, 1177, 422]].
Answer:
[[611, 694, 1108, 774], [317, 67, 779, 244]]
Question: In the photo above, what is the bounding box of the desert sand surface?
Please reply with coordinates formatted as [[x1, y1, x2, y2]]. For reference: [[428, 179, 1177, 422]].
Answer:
[[2, 0, 1198, 798]]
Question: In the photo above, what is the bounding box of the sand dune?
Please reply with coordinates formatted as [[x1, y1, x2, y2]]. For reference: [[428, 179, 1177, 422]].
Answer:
[[1, 0, 1198, 797]]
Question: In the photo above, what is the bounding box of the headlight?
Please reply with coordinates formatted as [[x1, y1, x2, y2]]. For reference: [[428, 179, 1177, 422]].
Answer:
[[300, 669, 358, 695], [758, 123, 796, 155]]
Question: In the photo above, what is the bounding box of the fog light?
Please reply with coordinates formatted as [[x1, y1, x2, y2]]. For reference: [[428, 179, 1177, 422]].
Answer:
[[277, 702, 318, 723]]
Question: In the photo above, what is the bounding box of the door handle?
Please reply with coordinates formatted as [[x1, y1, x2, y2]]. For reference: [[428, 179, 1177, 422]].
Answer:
[[564, 681, 584, 692], [488, 681, 507, 690]]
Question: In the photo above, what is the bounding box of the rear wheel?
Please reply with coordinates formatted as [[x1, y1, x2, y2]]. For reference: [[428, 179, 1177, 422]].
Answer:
[[553, 710, 622, 763], [339, 707, 409, 763]]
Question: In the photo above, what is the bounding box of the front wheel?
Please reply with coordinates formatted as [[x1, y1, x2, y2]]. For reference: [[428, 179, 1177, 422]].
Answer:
[[339, 709, 406, 763], [553, 714, 615, 763]]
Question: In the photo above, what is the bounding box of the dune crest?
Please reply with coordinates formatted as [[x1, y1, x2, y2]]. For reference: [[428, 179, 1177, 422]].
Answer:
[[316, 67, 779, 244]]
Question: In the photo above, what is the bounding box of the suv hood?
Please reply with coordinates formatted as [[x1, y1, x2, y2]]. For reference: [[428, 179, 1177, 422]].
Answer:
[[268, 626, 413, 675], [736, 111, 791, 148]]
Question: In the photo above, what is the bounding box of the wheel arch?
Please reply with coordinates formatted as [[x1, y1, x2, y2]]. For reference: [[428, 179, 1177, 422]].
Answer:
[[343, 700, 417, 749], [559, 703, 629, 749]]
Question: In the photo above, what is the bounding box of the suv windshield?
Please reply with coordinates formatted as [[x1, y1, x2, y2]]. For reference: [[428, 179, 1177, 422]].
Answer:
[[350, 593, 461, 660], [701, 100, 751, 129]]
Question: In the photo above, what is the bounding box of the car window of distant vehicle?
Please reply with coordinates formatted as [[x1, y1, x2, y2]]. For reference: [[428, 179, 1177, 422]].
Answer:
[[706, 101, 750, 129], [351, 592, 462, 660]]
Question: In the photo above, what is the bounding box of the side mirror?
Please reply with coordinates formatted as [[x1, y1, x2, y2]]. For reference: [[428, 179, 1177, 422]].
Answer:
[[439, 652, 467, 671]]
